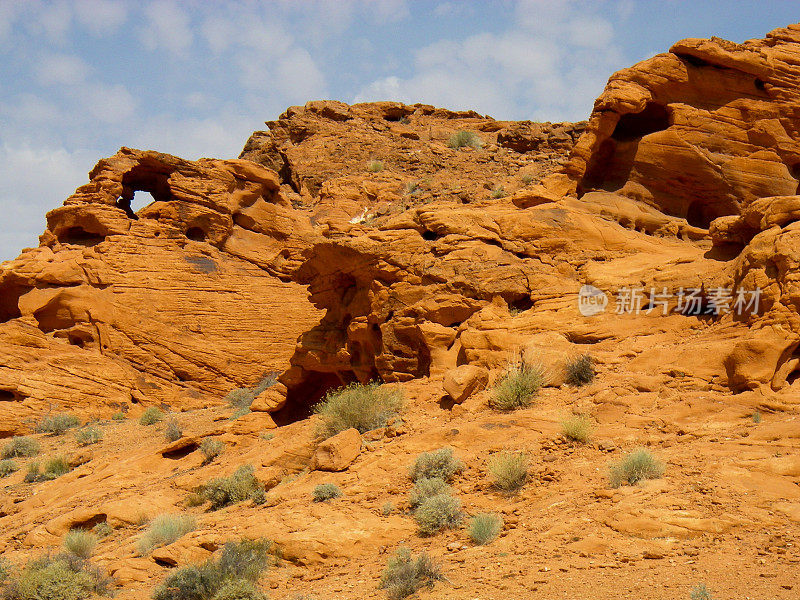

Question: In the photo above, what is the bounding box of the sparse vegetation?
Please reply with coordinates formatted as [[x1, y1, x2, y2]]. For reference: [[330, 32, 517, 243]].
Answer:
[[2, 554, 112, 600], [0, 557, 8, 585], [690, 583, 713, 600], [414, 493, 463, 536], [111, 411, 125, 421], [36, 413, 80, 436], [75, 426, 103, 446], [408, 477, 451, 510], [202, 465, 262, 510], [2, 436, 40, 459], [380, 547, 442, 600], [367, 159, 384, 172], [408, 448, 463, 483], [468, 513, 503, 545], [381, 502, 394, 516], [521, 174, 534, 184], [561, 414, 593, 443], [565, 354, 595, 386], [491, 186, 506, 199], [62, 529, 98, 559], [225, 373, 278, 412], [200, 438, 225, 464], [488, 450, 528, 492], [609, 448, 665, 488], [92, 522, 113, 538], [752, 409, 762, 423], [25, 457, 70, 482], [138, 513, 197, 555], [491, 361, 544, 411], [139, 406, 165, 426], [152, 538, 271, 600], [448, 130, 482, 150], [0, 459, 18, 478], [164, 418, 182, 442], [313, 483, 342, 502], [314, 382, 404, 439]]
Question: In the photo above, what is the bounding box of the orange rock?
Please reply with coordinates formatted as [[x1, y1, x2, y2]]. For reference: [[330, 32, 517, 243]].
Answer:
[[443, 365, 489, 404], [310, 428, 362, 471]]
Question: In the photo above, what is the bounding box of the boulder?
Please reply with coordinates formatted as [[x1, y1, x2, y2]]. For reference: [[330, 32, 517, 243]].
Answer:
[[443, 365, 489, 404], [311, 428, 362, 472]]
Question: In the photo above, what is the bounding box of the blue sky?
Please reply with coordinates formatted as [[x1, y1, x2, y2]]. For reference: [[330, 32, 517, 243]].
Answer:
[[1, 0, 798, 260]]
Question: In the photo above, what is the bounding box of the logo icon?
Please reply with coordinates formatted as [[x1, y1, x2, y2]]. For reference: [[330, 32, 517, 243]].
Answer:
[[578, 284, 607, 317]]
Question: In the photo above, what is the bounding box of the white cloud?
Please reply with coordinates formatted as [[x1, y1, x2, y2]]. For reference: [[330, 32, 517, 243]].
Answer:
[[78, 83, 137, 122], [141, 1, 193, 56], [74, 0, 128, 36], [36, 53, 91, 86], [35, 0, 73, 43]]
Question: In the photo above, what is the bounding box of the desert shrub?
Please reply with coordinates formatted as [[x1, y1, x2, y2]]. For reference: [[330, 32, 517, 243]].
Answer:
[[151, 538, 271, 600], [250, 487, 266, 506], [140, 406, 165, 426], [367, 159, 384, 173], [0, 459, 18, 478], [211, 579, 266, 600], [0, 557, 9, 585], [75, 426, 102, 446], [379, 547, 442, 600], [111, 411, 126, 421], [521, 174, 534, 184], [202, 465, 261, 510], [312, 483, 342, 502], [752, 409, 762, 423], [186, 492, 207, 508], [561, 414, 592, 443], [488, 451, 528, 492], [381, 502, 394, 516], [491, 361, 544, 411], [225, 374, 277, 411], [468, 513, 503, 545], [414, 493, 462, 536], [565, 354, 595, 386], [609, 449, 664, 488], [491, 186, 506, 199], [92, 522, 113, 538], [62, 529, 97, 559], [407, 477, 451, 510], [36, 413, 80, 436], [138, 514, 197, 555], [200, 438, 225, 464], [2, 436, 40, 458], [690, 583, 713, 600], [26, 457, 70, 482], [165, 418, 183, 442], [314, 382, 404, 439], [447, 130, 482, 149], [408, 447, 463, 483], [3, 554, 111, 600]]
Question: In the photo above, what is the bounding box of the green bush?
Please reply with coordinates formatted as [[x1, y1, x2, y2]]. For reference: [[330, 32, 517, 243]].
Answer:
[[367, 159, 384, 173], [3, 554, 111, 600], [379, 547, 442, 600], [26, 457, 70, 482], [111, 411, 126, 421], [488, 451, 528, 492], [0, 459, 18, 478], [152, 538, 271, 600], [92, 522, 113, 538], [35, 413, 80, 436], [165, 418, 183, 442], [609, 449, 664, 488], [75, 426, 102, 447], [491, 362, 544, 410], [447, 130, 482, 149], [2, 436, 40, 458], [312, 483, 342, 502], [565, 354, 595, 386], [140, 407, 165, 426], [560, 414, 592, 443], [491, 186, 506, 199], [468, 513, 503, 545], [202, 465, 261, 510], [200, 438, 225, 464], [0, 557, 9, 585], [225, 374, 277, 411], [408, 447, 463, 483], [408, 477, 451, 510], [414, 493, 463, 536], [381, 502, 394, 516], [314, 382, 404, 439], [138, 514, 197, 555], [690, 583, 713, 600], [62, 529, 98, 559]]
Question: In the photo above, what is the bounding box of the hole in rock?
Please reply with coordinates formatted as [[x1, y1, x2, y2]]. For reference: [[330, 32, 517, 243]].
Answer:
[[185, 227, 207, 242], [421, 230, 440, 241], [0, 282, 26, 323], [272, 371, 353, 426], [686, 200, 714, 229], [71, 514, 107, 529], [611, 102, 670, 142], [0, 389, 21, 402], [787, 369, 800, 386], [508, 296, 534, 313], [59, 227, 105, 247], [161, 441, 199, 460], [116, 190, 157, 219], [117, 165, 173, 220], [153, 557, 176, 568], [676, 53, 711, 68], [755, 78, 766, 91]]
